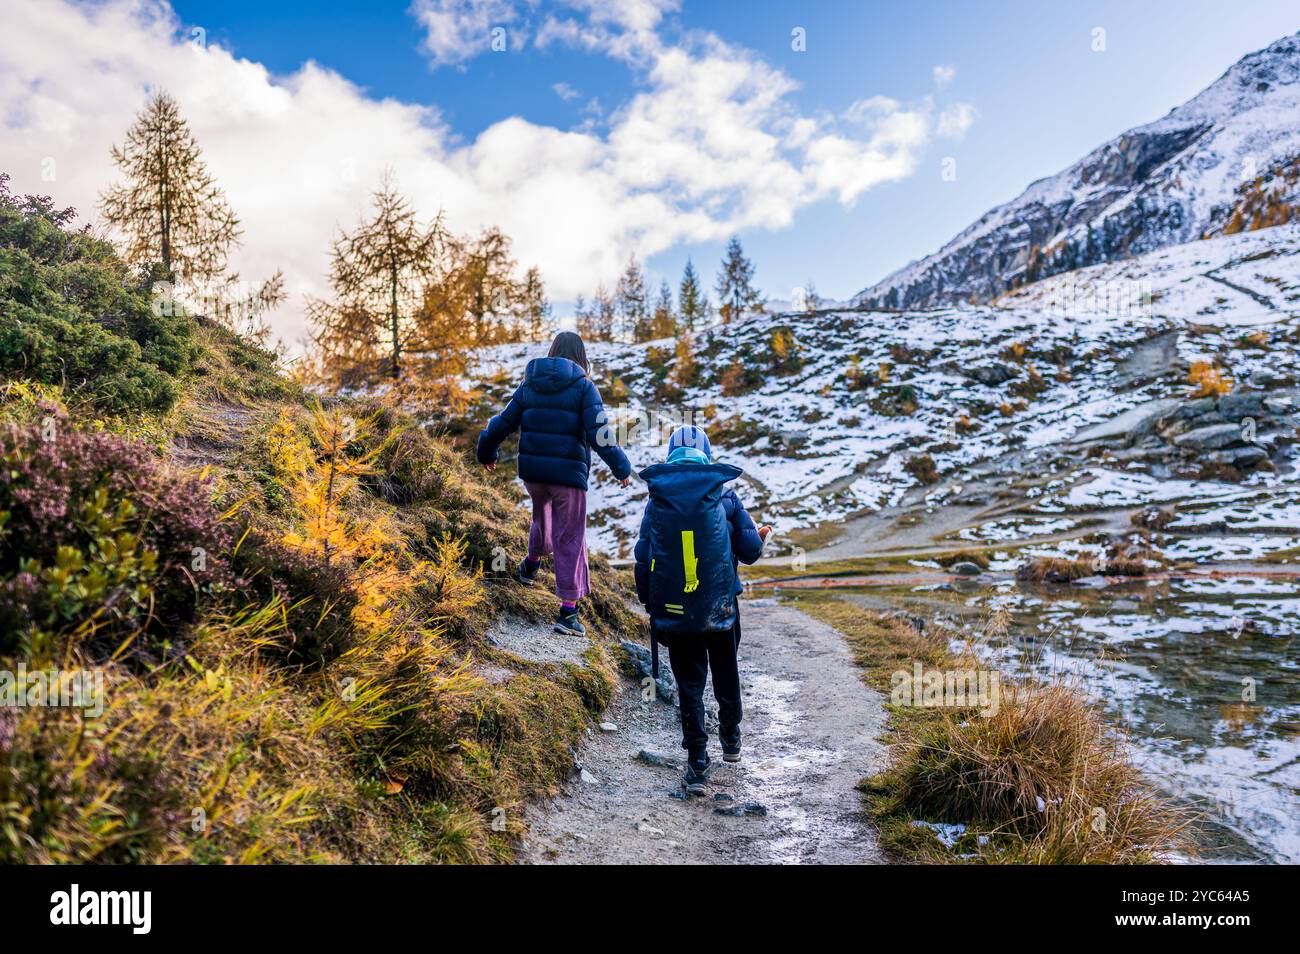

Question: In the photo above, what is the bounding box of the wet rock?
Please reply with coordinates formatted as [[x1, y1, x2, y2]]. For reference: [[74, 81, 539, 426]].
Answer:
[[714, 802, 768, 818], [949, 561, 984, 576], [638, 750, 683, 770], [1172, 422, 1243, 451], [713, 793, 734, 802]]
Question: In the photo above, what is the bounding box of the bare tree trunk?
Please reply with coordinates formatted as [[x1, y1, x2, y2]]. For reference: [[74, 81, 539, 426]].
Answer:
[[157, 126, 171, 275]]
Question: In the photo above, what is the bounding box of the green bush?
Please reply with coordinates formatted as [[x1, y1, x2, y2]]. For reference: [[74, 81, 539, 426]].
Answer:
[[0, 174, 196, 414]]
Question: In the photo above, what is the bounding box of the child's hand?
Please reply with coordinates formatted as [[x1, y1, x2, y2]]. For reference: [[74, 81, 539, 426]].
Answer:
[[758, 525, 773, 541], [619, 476, 631, 488], [484, 461, 497, 472]]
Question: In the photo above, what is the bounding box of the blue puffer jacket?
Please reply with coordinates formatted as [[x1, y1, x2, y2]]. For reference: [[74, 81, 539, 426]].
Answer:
[[476, 357, 632, 490]]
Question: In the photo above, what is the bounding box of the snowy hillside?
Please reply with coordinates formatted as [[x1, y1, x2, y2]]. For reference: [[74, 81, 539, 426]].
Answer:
[[470, 225, 1300, 559], [855, 31, 1300, 309]]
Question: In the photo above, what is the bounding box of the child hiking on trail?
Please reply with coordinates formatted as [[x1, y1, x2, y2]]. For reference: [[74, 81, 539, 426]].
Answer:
[[477, 331, 632, 636], [634, 425, 771, 794]]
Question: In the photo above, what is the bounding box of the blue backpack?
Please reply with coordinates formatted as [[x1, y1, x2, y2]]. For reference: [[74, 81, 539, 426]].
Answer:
[[640, 462, 742, 655]]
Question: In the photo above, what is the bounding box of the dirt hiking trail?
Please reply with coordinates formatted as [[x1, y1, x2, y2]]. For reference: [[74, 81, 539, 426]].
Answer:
[[519, 601, 889, 864]]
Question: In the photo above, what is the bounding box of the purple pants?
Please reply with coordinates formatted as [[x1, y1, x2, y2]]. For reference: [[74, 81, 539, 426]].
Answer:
[[524, 481, 590, 602]]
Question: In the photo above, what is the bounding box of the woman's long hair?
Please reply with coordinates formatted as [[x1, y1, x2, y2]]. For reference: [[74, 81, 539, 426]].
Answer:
[[548, 330, 590, 374]]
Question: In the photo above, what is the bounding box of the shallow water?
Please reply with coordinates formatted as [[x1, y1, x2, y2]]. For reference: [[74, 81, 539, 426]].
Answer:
[[826, 576, 1300, 864]]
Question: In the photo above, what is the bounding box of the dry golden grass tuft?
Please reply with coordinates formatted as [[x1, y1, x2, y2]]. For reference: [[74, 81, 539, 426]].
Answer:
[[1015, 555, 1097, 583], [882, 682, 1193, 864], [798, 597, 1194, 864]]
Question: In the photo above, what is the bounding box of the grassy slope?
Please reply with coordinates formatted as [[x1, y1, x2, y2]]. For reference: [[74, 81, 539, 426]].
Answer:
[[1, 317, 642, 864]]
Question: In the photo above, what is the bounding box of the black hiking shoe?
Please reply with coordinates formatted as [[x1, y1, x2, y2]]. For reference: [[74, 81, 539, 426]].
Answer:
[[554, 607, 585, 635], [682, 758, 712, 795], [721, 735, 742, 763], [517, 558, 539, 586]]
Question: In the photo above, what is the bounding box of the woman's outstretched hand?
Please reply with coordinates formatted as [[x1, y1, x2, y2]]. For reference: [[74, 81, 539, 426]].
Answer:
[[619, 476, 631, 488]]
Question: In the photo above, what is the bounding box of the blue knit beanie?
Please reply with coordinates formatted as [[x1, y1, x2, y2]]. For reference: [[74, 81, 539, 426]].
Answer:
[[666, 424, 711, 463]]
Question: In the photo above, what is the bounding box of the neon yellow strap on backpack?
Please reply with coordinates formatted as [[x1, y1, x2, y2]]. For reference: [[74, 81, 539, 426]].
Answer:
[[681, 530, 699, 593]]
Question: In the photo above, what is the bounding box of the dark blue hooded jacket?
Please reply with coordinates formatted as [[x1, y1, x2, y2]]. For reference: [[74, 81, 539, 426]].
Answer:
[[476, 357, 632, 490], [633, 464, 765, 610]]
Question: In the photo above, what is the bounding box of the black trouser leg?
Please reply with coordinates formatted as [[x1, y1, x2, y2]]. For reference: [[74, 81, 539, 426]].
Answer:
[[707, 627, 742, 743], [668, 637, 709, 763]]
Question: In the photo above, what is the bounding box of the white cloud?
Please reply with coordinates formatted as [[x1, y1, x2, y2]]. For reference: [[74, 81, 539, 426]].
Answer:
[[552, 80, 582, 101], [566, 0, 678, 34], [937, 102, 977, 139], [933, 64, 956, 87], [410, 0, 528, 67], [0, 0, 975, 350]]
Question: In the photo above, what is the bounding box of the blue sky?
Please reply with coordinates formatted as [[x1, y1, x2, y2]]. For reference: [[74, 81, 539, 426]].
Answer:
[[4, 0, 1295, 346], [164, 0, 1299, 306]]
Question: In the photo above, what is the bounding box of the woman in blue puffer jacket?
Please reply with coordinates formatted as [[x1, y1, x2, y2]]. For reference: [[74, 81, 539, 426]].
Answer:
[[477, 331, 632, 634]]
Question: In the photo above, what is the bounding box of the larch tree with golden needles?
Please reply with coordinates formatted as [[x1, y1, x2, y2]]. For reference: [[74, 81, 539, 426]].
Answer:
[[101, 90, 284, 336], [651, 280, 678, 339], [460, 226, 521, 346], [671, 330, 698, 389], [309, 172, 447, 384]]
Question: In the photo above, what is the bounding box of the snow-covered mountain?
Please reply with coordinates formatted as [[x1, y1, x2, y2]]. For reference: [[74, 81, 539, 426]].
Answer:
[[854, 31, 1300, 309], [469, 224, 1300, 559]]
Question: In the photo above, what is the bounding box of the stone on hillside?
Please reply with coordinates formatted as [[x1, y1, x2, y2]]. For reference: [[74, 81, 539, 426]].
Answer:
[[964, 363, 1017, 386], [1172, 422, 1243, 451], [1209, 445, 1268, 468], [950, 561, 985, 576], [1176, 397, 1218, 419], [1218, 391, 1265, 422]]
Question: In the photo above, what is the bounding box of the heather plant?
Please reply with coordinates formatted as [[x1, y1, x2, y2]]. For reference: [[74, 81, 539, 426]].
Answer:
[[0, 421, 232, 661]]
